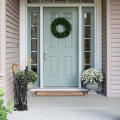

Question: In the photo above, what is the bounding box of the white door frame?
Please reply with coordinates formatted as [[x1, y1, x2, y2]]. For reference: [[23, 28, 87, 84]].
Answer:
[[20, 0, 102, 89]]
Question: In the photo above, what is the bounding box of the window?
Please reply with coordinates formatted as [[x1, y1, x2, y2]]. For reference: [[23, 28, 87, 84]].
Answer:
[[82, 8, 94, 70], [27, 8, 40, 85]]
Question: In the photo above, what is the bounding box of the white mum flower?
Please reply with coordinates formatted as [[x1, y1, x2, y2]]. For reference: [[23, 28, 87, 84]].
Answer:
[[81, 68, 103, 85]]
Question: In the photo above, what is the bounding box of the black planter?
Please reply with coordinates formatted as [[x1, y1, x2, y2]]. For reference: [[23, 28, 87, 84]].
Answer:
[[13, 66, 28, 111]]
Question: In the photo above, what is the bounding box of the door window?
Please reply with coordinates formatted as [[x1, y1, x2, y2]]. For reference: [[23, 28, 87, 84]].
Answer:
[[27, 8, 40, 87]]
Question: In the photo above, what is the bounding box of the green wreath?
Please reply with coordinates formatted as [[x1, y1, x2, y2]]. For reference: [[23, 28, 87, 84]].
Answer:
[[51, 18, 72, 38]]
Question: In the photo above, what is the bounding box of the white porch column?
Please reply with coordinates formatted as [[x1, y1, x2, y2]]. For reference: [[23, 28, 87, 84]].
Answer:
[[20, 0, 27, 70]]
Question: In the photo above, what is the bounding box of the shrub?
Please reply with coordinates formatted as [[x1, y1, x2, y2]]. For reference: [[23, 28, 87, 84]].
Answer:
[[0, 88, 14, 120], [81, 68, 103, 85], [16, 70, 38, 84]]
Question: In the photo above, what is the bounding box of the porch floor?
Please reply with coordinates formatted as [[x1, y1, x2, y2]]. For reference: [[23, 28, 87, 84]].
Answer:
[[8, 93, 120, 120]]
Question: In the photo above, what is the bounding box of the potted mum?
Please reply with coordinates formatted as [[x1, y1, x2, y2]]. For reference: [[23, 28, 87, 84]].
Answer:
[[27, 70, 38, 89], [16, 70, 38, 90], [81, 68, 103, 95]]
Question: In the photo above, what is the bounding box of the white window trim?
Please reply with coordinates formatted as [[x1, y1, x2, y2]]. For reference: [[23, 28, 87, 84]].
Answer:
[[40, 6, 44, 88], [95, 0, 102, 71], [20, 0, 102, 89]]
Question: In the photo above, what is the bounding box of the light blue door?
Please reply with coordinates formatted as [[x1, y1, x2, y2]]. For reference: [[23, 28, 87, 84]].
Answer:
[[43, 8, 78, 87]]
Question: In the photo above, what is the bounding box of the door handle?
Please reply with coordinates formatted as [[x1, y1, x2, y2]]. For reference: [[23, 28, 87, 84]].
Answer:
[[44, 50, 48, 61]]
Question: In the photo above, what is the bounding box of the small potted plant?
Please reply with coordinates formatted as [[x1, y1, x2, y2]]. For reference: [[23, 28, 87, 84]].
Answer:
[[16, 70, 38, 90], [81, 68, 103, 95], [27, 70, 38, 89], [0, 87, 15, 120]]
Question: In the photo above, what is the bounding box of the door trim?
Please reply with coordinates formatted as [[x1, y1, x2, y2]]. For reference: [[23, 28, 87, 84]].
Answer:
[[40, 6, 44, 88], [20, 0, 102, 90]]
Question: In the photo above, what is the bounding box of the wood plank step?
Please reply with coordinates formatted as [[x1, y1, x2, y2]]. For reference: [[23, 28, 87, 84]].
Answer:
[[35, 91, 86, 96]]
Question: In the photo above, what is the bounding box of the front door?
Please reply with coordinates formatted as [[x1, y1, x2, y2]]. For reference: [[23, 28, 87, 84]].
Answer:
[[43, 8, 78, 87]]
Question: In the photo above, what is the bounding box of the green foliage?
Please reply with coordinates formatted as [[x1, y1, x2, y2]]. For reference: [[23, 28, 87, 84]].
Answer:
[[81, 68, 103, 85], [16, 70, 38, 84], [0, 88, 15, 120], [51, 18, 72, 38]]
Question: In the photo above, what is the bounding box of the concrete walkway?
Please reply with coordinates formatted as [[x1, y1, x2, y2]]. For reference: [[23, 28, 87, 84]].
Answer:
[[8, 93, 120, 120]]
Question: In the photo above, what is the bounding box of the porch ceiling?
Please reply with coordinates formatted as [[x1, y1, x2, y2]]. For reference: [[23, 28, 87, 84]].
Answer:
[[27, 0, 94, 4]]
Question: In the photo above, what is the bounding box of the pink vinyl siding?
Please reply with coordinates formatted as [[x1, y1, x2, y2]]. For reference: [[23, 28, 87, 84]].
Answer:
[[5, 0, 20, 103], [0, 1, 2, 85], [0, 1, 1, 73], [0, 1, 2, 77], [107, 0, 120, 97], [0, 0, 5, 89]]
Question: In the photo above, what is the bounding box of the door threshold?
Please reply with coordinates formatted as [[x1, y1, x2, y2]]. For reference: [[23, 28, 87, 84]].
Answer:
[[31, 88, 88, 92]]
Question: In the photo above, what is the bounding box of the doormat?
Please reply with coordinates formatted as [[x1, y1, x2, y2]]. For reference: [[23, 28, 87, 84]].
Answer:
[[35, 91, 86, 96]]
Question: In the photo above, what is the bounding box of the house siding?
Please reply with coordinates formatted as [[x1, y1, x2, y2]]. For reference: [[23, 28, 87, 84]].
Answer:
[[107, 0, 120, 97], [0, 0, 6, 90], [0, 1, 1, 73], [102, 0, 107, 95], [0, 1, 2, 84], [5, 0, 20, 103]]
